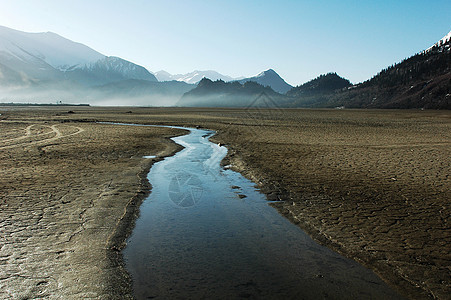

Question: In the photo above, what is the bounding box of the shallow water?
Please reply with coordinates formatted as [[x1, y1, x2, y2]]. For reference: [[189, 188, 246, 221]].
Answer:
[[123, 127, 402, 299]]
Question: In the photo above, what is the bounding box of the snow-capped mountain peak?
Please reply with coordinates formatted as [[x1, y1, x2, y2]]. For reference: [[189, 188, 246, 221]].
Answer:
[[153, 70, 173, 81], [255, 69, 277, 78], [436, 30, 451, 45], [425, 30, 451, 52], [238, 69, 292, 94], [0, 25, 157, 86], [153, 70, 239, 84], [0, 25, 104, 71]]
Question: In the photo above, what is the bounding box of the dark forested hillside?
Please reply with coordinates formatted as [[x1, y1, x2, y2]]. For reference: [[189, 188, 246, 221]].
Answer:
[[287, 73, 351, 97], [286, 73, 351, 107], [326, 35, 451, 109], [178, 78, 289, 107], [287, 33, 451, 109]]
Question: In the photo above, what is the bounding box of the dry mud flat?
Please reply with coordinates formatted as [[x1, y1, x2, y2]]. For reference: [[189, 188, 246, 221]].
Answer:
[[0, 106, 450, 299], [0, 108, 183, 299], [78, 107, 449, 299], [206, 109, 450, 300]]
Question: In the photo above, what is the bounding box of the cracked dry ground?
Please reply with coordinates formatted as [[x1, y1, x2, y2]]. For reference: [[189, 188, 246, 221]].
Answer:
[[0, 118, 182, 299], [98, 107, 450, 299], [206, 109, 450, 300], [0, 107, 450, 300]]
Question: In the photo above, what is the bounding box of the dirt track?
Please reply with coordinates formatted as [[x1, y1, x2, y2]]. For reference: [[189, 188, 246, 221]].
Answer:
[[0, 106, 449, 299], [0, 123, 85, 150]]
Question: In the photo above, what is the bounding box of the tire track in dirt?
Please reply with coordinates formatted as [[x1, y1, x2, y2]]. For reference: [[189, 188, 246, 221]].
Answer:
[[0, 124, 85, 150], [1, 125, 54, 144]]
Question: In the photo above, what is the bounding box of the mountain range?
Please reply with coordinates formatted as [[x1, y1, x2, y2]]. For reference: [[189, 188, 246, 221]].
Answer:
[[153, 69, 292, 94], [0, 25, 157, 88], [153, 70, 243, 84], [316, 30, 451, 109], [0, 25, 289, 105], [0, 25, 192, 105], [178, 78, 289, 107], [0, 25, 449, 109], [237, 69, 293, 94], [181, 30, 450, 109]]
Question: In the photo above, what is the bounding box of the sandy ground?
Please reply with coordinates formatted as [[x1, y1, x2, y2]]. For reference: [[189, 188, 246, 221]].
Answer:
[[0, 106, 449, 299]]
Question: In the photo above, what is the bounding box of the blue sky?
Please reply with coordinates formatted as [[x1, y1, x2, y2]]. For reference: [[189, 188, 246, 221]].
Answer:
[[0, 0, 449, 85]]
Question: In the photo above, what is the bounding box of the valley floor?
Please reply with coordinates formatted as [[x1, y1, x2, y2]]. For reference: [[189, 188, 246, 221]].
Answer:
[[0, 106, 449, 299]]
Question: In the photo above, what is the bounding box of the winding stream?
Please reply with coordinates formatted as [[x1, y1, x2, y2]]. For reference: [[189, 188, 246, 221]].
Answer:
[[123, 126, 402, 299]]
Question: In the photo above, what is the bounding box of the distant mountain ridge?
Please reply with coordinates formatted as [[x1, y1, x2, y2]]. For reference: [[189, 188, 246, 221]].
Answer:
[[178, 78, 288, 107], [237, 69, 293, 94], [325, 30, 451, 109], [64, 56, 157, 86], [0, 25, 157, 88], [154, 69, 292, 95], [0, 25, 198, 106], [1, 24, 449, 108], [287, 73, 351, 97], [285, 73, 351, 107], [285, 30, 451, 109], [153, 70, 240, 84], [0, 26, 104, 71]]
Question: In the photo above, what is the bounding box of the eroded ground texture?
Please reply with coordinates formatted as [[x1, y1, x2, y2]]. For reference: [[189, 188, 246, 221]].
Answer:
[[0, 108, 183, 299], [208, 109, 450, 300], [0, 107, 450, 299]]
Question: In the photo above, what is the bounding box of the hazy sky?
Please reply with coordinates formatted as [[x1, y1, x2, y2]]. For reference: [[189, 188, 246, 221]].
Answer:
[[0, 0, 449, 85]]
